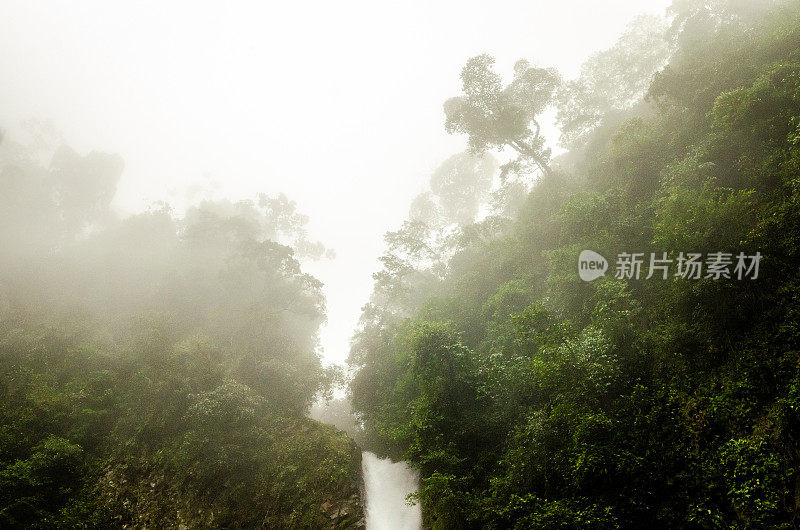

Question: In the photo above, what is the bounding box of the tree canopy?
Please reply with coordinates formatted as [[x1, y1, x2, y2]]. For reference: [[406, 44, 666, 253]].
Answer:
[[350, 1, 800, 527]]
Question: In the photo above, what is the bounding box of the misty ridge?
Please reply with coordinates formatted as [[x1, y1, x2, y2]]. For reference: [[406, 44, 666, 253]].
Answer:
[[0, 122, 362, 527], [0, 126, 334, 406], [2, 0, 800, 528]]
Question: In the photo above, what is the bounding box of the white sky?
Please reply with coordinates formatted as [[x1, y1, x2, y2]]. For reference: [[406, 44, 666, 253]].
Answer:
[[0, 0, 671, 365]]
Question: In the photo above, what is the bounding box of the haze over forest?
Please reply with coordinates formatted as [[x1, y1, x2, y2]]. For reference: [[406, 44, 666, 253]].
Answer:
[[2, 0, 800, 528], [0, 0, 670, 366]]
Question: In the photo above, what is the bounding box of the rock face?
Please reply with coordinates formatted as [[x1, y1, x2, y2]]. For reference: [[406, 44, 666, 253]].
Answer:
[[320, 492, 366, 528], [318, 443, 366, 528]]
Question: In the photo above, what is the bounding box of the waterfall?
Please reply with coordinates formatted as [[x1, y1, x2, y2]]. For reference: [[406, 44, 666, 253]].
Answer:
[[361, 451, 422, 529]]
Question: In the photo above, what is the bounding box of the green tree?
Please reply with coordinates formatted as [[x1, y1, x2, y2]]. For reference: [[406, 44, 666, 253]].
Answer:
[[444, 55, 560, 178]]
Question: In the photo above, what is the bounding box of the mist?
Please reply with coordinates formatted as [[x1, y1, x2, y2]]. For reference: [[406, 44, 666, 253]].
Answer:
[[2, 0, 798, 528], [0, 0, 669, 366]]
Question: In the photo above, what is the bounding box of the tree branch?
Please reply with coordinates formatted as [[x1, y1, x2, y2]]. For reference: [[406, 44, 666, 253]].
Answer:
[[508, 139, 553, 178], [532, 119, 541, 140]]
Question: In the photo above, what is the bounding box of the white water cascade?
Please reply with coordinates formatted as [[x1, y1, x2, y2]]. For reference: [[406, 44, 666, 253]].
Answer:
[[361, 451, 422, 529]]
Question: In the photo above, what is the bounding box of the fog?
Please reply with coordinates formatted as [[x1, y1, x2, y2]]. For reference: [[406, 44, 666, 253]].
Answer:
[[6, 1, 794, 528], [0, 0, 669, 365]]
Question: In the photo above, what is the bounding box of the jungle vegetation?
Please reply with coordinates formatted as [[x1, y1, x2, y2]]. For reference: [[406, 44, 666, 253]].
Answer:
[[349, 1, 800, 527]]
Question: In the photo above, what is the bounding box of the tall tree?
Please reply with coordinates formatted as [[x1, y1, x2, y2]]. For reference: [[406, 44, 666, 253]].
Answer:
[[444, 55, 560, 178]]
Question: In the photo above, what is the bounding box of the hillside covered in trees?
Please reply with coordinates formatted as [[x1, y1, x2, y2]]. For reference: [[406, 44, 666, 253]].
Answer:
[[349, 0, 800, 527], [0, 134, 363, 527], [3, 0, 800, 528]]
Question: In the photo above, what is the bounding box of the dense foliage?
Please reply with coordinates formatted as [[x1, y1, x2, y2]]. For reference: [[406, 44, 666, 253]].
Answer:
[[0, 133, 363, 528], [349, 1, 800, 527]]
